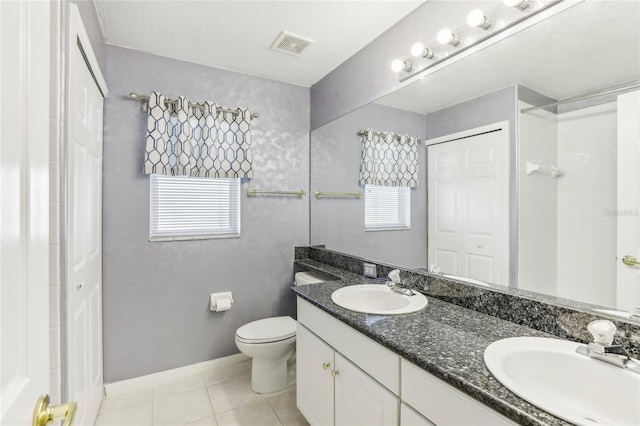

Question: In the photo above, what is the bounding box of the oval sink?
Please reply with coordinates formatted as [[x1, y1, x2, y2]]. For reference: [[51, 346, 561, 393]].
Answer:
[[484, 337, 640, 426], [331, 284, 428, 315]]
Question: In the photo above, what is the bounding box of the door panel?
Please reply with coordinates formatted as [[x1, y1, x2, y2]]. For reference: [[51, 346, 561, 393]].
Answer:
[[617, 91, 640, 313], [297, 324, 334, 426], [66, 6, 105, 424], [428, 129, 508, 284], [334, 353, 398, 426], [0, 1, 51, 424]]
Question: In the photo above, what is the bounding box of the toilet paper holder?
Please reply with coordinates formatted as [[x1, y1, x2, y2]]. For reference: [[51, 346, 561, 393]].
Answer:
[[210, 291, 234, 312]]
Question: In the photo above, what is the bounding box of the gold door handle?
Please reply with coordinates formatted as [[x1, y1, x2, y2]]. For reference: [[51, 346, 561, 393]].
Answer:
[[322, 362, 330, 370], [331, 369, 339, 377], [622, 255, 640, 266], [33, 394, 77, 426]]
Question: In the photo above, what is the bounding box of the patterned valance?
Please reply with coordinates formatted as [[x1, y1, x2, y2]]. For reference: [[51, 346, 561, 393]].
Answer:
[[359, 129, 419, 187], [143, 92, 253, 178]]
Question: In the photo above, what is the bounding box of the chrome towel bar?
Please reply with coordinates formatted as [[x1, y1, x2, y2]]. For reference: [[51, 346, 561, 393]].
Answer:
[[247, 189, 306, 198]]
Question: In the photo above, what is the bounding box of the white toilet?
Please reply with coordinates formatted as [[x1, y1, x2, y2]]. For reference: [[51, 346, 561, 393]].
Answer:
[[235, 271, 328, 393]]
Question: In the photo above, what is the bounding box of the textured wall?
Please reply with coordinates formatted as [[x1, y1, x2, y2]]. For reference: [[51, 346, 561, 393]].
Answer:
[[310, 103, 427, 269], [102, 45, 309, 382]]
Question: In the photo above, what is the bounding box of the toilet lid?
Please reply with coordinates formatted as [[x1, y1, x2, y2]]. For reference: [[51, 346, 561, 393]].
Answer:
[[236, 316, 296, 343]]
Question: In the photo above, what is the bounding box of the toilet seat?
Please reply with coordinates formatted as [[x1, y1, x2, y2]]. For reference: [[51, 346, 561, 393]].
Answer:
[[236, 316, 296, 344]]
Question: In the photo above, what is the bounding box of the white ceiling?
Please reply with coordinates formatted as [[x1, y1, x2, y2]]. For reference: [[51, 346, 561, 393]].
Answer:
[[377, 1, 640, 114], [94, 0, 424, 87]]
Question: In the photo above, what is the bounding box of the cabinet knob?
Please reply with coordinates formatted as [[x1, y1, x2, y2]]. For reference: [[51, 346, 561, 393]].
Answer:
[[322, 362, 330, 370], [331, 370, 339, 377]]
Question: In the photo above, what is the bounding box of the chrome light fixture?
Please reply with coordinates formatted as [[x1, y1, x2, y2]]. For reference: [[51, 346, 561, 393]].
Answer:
[[437, 28, 460, 46], [503, 0, 529, 11], [391, 59, 412, 73], [410, 42, 435, 59], [467, 9, 492, 30]]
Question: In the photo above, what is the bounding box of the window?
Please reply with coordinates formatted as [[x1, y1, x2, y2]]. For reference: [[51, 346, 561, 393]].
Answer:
[[364, 184, 411, 231], [150, 175, 241, 240]]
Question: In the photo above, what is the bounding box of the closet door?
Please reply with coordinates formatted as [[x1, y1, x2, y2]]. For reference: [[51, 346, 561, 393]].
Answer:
[[428, 129, 507, 285], [66, 5, 107, 425]]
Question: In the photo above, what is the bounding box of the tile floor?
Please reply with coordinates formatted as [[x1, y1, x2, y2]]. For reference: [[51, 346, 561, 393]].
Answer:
[[95, 359, 309, 426]]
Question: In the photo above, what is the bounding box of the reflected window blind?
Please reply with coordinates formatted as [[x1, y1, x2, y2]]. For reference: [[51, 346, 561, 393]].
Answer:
[[364, 184, 411, 231], [150, 175, 241, 240]]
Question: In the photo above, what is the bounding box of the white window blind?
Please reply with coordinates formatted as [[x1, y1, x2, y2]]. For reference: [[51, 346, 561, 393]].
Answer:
[[364, 184, 411, 231], [150, 175, 241, 240]]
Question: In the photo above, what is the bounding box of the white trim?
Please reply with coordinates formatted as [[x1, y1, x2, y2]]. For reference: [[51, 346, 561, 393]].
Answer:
[[68, 4, 108, 96], [426, 121, 511, 286], [103, 353, 250, 396], [424, 121, 510, 146]]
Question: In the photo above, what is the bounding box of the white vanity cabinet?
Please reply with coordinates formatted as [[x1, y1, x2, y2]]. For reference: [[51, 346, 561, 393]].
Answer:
[[401, 360, 516, 426], [296, 297, 517, 426], [297, 299, 399, 426]]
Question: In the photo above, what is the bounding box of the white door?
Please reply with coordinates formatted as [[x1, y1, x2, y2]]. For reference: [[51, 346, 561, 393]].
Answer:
[[616, 90, 640, 313], [428, 129, 508, 284], [0, 1, 51, 425], [334, 353, 398, 426], [66, 5, 107, 425], [296, 324, 334, 426]]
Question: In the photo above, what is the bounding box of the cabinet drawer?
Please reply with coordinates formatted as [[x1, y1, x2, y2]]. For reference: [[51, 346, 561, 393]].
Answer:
[[401, 360, 516, 425], [297, 298, 400, 395]]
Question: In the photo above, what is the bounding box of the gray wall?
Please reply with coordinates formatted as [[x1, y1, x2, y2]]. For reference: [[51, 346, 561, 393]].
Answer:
[[102, 45, 310, 382], [310, 103, 427, 269]]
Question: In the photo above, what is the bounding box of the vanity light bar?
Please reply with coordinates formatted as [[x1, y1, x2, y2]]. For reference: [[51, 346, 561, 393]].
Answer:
[[392, 0, 572, 82]]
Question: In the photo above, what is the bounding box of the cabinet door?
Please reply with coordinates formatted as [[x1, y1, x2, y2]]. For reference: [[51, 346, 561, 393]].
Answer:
[[401, 403, 435, 426], [334, 353, 399, 426], [297, 324, 335, 426]]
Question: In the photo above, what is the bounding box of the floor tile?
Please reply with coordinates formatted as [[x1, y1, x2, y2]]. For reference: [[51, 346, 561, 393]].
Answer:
[[207, 375, 264, 414], [99, 389, 153, 415], [267, 389, 309, 426], [153, 388, 214, 426], [215, 400, 282, 426], [203, 360, 252, 386], [94, 402, 152, 426], [153, 374, 206, 398], [185, 416, 217, 425]]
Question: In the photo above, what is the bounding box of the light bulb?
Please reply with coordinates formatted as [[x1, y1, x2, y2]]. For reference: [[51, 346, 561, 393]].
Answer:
[[503, 0, 529, 10], [437, 28, 459, 46], [411, 42, 435, 59], [467, 9, 491, 30], [411, 42, 425, 57], [391, 59, 412, 73]]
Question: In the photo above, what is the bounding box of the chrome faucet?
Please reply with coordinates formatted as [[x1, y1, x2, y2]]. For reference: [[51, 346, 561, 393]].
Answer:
[[575, 320, 640, 374], [386, 269, 416, 296]]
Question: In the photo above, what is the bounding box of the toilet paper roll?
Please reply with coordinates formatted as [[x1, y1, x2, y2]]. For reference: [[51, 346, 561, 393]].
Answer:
[[215, 297, 232, 312]]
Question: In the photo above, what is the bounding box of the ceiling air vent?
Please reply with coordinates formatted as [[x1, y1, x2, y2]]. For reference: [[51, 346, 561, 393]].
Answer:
[[270, 31, 314, 56]]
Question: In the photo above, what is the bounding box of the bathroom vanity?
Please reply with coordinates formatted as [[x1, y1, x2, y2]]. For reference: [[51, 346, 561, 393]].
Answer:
[[292, 258, 577, 426]]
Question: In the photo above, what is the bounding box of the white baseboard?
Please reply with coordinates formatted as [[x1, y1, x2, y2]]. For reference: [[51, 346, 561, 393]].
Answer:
[[104, 353, 250, 397]]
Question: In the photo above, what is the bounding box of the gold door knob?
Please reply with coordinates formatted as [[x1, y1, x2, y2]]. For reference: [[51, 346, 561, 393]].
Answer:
[[322, 362, 330, 370], [32, 394, 77, 426], [331, 370, 339, 377], [622, 255, 640, 266]]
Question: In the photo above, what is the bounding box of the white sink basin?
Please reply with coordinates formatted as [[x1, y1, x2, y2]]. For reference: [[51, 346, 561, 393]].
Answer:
[[484, 337, 640, 426], [330, 284, 428, 315]]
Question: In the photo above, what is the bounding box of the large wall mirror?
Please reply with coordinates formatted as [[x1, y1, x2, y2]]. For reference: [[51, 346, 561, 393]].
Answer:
[[310, 1, 640, 318]]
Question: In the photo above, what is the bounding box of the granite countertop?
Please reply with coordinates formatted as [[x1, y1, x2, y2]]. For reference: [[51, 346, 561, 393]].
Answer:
[[292, 259, 572, 426]]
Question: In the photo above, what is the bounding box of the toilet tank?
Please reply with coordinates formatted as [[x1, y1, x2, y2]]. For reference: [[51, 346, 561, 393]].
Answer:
[[294, 271, 331, 286]]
